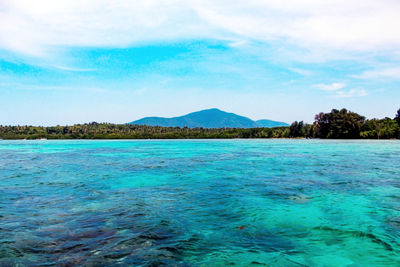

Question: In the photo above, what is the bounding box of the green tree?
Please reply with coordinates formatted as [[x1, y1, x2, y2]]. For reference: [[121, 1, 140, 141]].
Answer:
[[395, 108, 400, 126], [289, 121, 305, 137], [314, 108, 365, 138], [361, 118, 399, 139]]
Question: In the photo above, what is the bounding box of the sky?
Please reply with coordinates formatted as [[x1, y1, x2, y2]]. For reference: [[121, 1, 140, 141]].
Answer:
[[1, 0, 400, 126]]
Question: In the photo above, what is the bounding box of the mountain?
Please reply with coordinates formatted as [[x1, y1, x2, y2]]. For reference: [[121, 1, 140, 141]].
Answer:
[[129, 108, 289, 128], [256, 119, 290, 128]]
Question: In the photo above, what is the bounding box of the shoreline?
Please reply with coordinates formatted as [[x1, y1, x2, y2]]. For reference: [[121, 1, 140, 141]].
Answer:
[[1, 138, 399, 141]]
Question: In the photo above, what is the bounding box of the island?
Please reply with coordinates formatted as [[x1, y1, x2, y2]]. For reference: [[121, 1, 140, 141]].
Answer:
[[1, 108, 399, 140]]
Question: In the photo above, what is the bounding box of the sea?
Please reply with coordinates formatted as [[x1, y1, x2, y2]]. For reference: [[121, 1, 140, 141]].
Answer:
[[1, 139, 400, 266]]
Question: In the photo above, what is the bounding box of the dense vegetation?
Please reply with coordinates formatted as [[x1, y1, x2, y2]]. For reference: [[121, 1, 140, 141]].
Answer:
[[1, 108, 399, 139], [292, 108, 400, 139], [0, 123, 290, 139]]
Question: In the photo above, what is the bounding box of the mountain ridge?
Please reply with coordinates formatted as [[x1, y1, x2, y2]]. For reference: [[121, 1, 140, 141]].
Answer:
[[129, 108, 289, 128]]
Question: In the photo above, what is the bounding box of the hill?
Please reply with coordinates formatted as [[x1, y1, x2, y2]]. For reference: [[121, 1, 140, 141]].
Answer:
[[129, 108, 289, 128], [256, 119, 290, 128]]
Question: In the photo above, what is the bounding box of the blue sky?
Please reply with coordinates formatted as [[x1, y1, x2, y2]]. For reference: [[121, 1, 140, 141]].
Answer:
[[1, 0, 400, 125]]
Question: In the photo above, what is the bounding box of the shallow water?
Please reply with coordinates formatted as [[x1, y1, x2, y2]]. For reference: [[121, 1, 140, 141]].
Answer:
[[1, 139, 400, 266]]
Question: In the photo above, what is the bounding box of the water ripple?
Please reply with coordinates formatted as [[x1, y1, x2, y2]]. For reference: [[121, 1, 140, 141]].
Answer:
[[1, 140, 400, 266]]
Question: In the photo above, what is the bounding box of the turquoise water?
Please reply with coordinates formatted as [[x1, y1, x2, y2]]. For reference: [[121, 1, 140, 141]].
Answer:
[[1, 140, 400, 266]]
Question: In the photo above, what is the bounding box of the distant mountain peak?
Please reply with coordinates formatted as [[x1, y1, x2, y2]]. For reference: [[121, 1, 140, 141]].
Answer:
[[129, 108, 289, 128], [203, 108, 221, 111]]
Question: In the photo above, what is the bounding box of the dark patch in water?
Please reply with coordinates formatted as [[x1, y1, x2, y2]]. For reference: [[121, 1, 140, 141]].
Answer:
[[251, 261, 267, 265], [160, 246, 182, 254], [313, 226, 394, 251], [103, 251, 130, 259], [386, 217, 400, 229]]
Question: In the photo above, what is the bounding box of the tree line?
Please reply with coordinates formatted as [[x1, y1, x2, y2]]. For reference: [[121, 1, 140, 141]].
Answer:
[[290, 108, 400, 139], [1, 108, 399, 139]]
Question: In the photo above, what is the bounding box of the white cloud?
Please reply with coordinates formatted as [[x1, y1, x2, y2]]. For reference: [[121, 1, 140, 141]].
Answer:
[[353, 68, 400, 80], [314, 83, 345, 91], [0, 0, 210, 56], [48, 65, 96, 72], [314, 82, 367, 98], [228, 40, 249, 48], [1, 0, 400, 58], [288, 68, 313, 76], [334, 89, 367, 98]]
